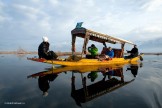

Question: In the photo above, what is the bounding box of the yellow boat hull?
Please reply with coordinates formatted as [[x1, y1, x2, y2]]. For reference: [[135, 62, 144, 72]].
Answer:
[[28, 54, 143, 66], [45, 55, 142, 66]]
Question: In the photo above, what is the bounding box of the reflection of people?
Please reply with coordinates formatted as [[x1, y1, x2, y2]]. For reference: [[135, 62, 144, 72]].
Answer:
[[38, 36, 58, 60], [87, 71, 98, 82], [102, 68, 114, 81], [127, 65, 138, 77], [87, 44, 98, 59], [126, 45, 138, 58], [38, 74, 58, 97]]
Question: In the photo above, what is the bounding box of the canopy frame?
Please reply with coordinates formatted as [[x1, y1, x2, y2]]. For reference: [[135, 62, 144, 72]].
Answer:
[[71, 28, 135, 57]]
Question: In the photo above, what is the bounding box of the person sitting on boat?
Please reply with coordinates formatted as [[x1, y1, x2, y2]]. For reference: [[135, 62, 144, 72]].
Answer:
[[125, 45, 138, 59], [99, 47, 114, 61], [87, 44, 98, 59], [38, 36, 58, 60], [105, 47, 114, 59]]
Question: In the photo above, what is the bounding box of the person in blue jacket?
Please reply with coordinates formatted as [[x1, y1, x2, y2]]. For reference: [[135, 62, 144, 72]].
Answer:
[[106, 47, 114, 58], [98, 47, 114, 61]]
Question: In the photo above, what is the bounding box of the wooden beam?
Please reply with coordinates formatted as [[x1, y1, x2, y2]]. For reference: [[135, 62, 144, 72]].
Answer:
[[120, 43, 125, 57]]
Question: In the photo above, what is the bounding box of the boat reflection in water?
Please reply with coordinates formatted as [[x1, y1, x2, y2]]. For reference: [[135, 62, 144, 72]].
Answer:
[[27, 63, 142, 105], [71, 63, 143, 107]]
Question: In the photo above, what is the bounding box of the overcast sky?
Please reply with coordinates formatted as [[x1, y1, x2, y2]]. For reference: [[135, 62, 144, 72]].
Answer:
[[0, 0, 162, 52]]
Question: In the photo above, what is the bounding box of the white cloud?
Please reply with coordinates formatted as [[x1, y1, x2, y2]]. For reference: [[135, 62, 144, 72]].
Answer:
[[143, 26, 162, 33], [141, 0, 162, 12], [124, 24, 162, 43], [49, 0, 59, 6], [0, 0, 162, 51], [0, 1, 4, 8], [31, 0, 41, 3], [38, 16, 52, 32], [0, 1, 11, 23], [0, 15, 5, 22], [12, 4, 45, 20]]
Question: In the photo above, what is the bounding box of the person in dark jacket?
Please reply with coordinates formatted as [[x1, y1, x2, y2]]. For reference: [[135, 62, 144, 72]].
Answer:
[[127, 65, 138, 77], [126, 45, 138, 59], [38, 74, 58, 97], [38, 36, 58, 60]]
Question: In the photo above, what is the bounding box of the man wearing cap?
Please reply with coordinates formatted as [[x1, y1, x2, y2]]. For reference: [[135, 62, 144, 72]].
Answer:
[[38, 36, 58, 60], [126, 45, 139, 58]]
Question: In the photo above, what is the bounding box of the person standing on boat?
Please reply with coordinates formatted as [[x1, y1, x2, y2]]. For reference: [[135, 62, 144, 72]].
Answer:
[[38, 36, 58, 60], [87, 44, 98, 59], [126, 45, 138, 58]]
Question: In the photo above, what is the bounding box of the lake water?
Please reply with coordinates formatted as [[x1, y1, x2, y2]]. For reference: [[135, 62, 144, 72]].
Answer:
[[0, 54, 162, 108]]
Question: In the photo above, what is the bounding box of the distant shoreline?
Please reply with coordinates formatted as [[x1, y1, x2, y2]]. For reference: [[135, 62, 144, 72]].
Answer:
[[0, 51, 80, 56], [0, 51, 162, 56], [140, 53, 162, 55]]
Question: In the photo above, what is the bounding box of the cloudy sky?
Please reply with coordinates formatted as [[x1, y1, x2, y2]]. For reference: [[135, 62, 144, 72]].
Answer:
[[0, 0, 162, 52]]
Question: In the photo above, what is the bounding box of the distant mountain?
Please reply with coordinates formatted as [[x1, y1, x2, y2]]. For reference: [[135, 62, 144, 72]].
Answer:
[[139, 37, 162, 52]]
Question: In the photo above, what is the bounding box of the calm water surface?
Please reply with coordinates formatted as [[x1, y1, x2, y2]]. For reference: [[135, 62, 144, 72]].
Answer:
[[0, 54, 162, 108]]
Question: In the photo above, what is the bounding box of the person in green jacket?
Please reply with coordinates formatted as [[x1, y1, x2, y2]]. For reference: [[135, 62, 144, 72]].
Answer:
[[88, 44, 98, 58], [87, 71, 98, 82]]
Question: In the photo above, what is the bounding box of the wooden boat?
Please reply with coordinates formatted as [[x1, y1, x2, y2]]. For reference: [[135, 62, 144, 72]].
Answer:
[[28, 54, 142, 66], [28, 23, 143, 66]]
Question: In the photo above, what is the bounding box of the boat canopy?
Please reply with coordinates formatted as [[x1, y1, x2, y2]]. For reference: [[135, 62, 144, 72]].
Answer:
[[72, 28, 134, 45], [71, 27, 135, 57]]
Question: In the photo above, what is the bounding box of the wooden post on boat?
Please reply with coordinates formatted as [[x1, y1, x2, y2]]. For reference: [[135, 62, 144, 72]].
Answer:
[[81, 31, 89, 58], [121, 43, 125, 57], [103, 42, 107, 48], [71, 35, 76, 59]]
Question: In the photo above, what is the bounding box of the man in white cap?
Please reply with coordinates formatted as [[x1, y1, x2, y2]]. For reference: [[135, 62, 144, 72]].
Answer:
[[38, 36, 58, 60]]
